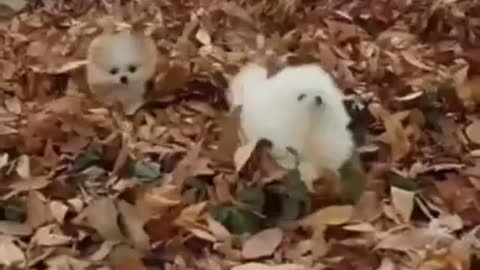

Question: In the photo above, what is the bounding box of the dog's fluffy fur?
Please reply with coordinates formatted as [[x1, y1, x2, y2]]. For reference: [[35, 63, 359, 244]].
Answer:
[[233, 63, 353, 188], [86, 30, 157, 115], [227, 63, 268, 110]]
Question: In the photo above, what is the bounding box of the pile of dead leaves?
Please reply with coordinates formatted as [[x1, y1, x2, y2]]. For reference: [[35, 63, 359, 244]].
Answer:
[[2, 0, 480, 269]]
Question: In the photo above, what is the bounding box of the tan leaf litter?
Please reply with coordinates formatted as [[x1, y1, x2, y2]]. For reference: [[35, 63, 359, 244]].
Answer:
[[242, 228, 284, 259]]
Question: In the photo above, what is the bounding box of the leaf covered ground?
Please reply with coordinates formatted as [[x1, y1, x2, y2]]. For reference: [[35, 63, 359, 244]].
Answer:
[[1, 0, 480, 269]]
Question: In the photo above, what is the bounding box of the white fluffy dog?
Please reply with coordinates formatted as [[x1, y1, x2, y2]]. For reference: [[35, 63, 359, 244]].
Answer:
[[231, 63, 354, 189]]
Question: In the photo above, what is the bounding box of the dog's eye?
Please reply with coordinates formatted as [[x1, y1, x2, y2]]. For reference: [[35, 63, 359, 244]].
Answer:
[[297, 94, 306, 101], [110, 67, 119, 75], [128, 65, 137, 73]]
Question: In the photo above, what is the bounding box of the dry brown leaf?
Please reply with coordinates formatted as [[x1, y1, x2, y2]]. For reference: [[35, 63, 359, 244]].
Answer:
[[4, 97, 21, 114], [234, 141, 258, 172], [242, 228, 283, 259], [0, 221, 32, 236], [15, 154, 31, 179], [89, 241, 118, 262], [232, 263, 306, 270], [44, 254, 90, 270], [109, 244, 146, 270], [7, 177, 50, 197], [343, 223, 376, 233], [311, 225, 329, 259], [0, 124, 17, 135], [43, 95, 84, 115], [32, 224, 73, 246], [401, 51, 433, 71], [49, 201, 69, 224], [26, 191, 52, 229], [187, 227, 217, 242], [207, 215, 231, 242], [376, 228, 454, 252], [301, 205, 354, 228], [0, 236, 25, 267], [136, 184, 181, 220], [171, 141, 203, 186], [370, 104, 411, 161], [117, 200, 150, 251], [390, 186, 415, 223], [196, 27, 211, 46], [0, 153, 8, 170], [456, 75, 480, 110], [376, 257, 395, 270], [174, 201, 207, 228], [85, 197, 124, 242], [0, 0, 26, 18], [211, 108, 241, 164], [465, 120, 480, 144]]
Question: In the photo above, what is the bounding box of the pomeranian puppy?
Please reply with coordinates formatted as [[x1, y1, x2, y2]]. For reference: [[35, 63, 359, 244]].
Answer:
[[235, 63, 354, 189], [86, 29, 158, 115], [227, 63, 268, 110]]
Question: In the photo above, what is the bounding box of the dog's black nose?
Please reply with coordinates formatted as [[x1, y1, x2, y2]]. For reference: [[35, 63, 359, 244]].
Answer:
[[315, 96, 322, 105], [120, 76, 128, 84]]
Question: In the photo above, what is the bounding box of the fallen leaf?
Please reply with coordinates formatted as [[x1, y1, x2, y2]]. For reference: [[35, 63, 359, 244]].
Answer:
[[131, 160, 162, 181], [187, 227, 217, 242], [3, 176, 50, 200], [370, 104, 411, 161], [242, 228, 283, 259], [0, 0, 26, 19], [0, 124, 17, 135], [85, 197, 124, 242], [171, 141, 203, 186], [234, 141, 258, 172], [207, 215, 231, 242], [49, 201, 69, 224], [455, 75, 480, 110], [311, 226, 329, 259], [117, 200, 150, 251], [376, 257, 395, 270], [376, 228, 454, 252], [4, 97, 21, 114], [232, 263, 306, 270], [401, 51, 433, 71], [430, 214, 463, 232], [26, 191, 52, 229], [8, 177, 50, 196], [174, 201, 207, 227], [0, 221, 32, 236], [465, 120, 480, 144], [44, 254, 90, 270], [15, 155, 31, 179], [0, 153, 8, 170], [195, 27, 211, 45], [211, 108, 241, 164], [301, 205, 353, 228], [32, 224, 72, 246], [390, 186, 415, 222], [89, 241, 118, 261], [109, 244, 146, 270], [0, 236, 25, 267]]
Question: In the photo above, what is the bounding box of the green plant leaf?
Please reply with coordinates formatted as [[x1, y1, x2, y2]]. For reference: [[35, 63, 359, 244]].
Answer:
[[237, 185, 265, 213], [339, 159, 367, 203], [185, 177, 209, 201], [131, 160, 162, 182], [388, 172, 418, 191], [72, 148, 103, 172], [211, 206, 260, 234], [286, 169, 309, 201]]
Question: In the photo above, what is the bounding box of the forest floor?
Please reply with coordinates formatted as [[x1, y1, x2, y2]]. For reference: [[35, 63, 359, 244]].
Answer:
[[1, 0, 480, 269]]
